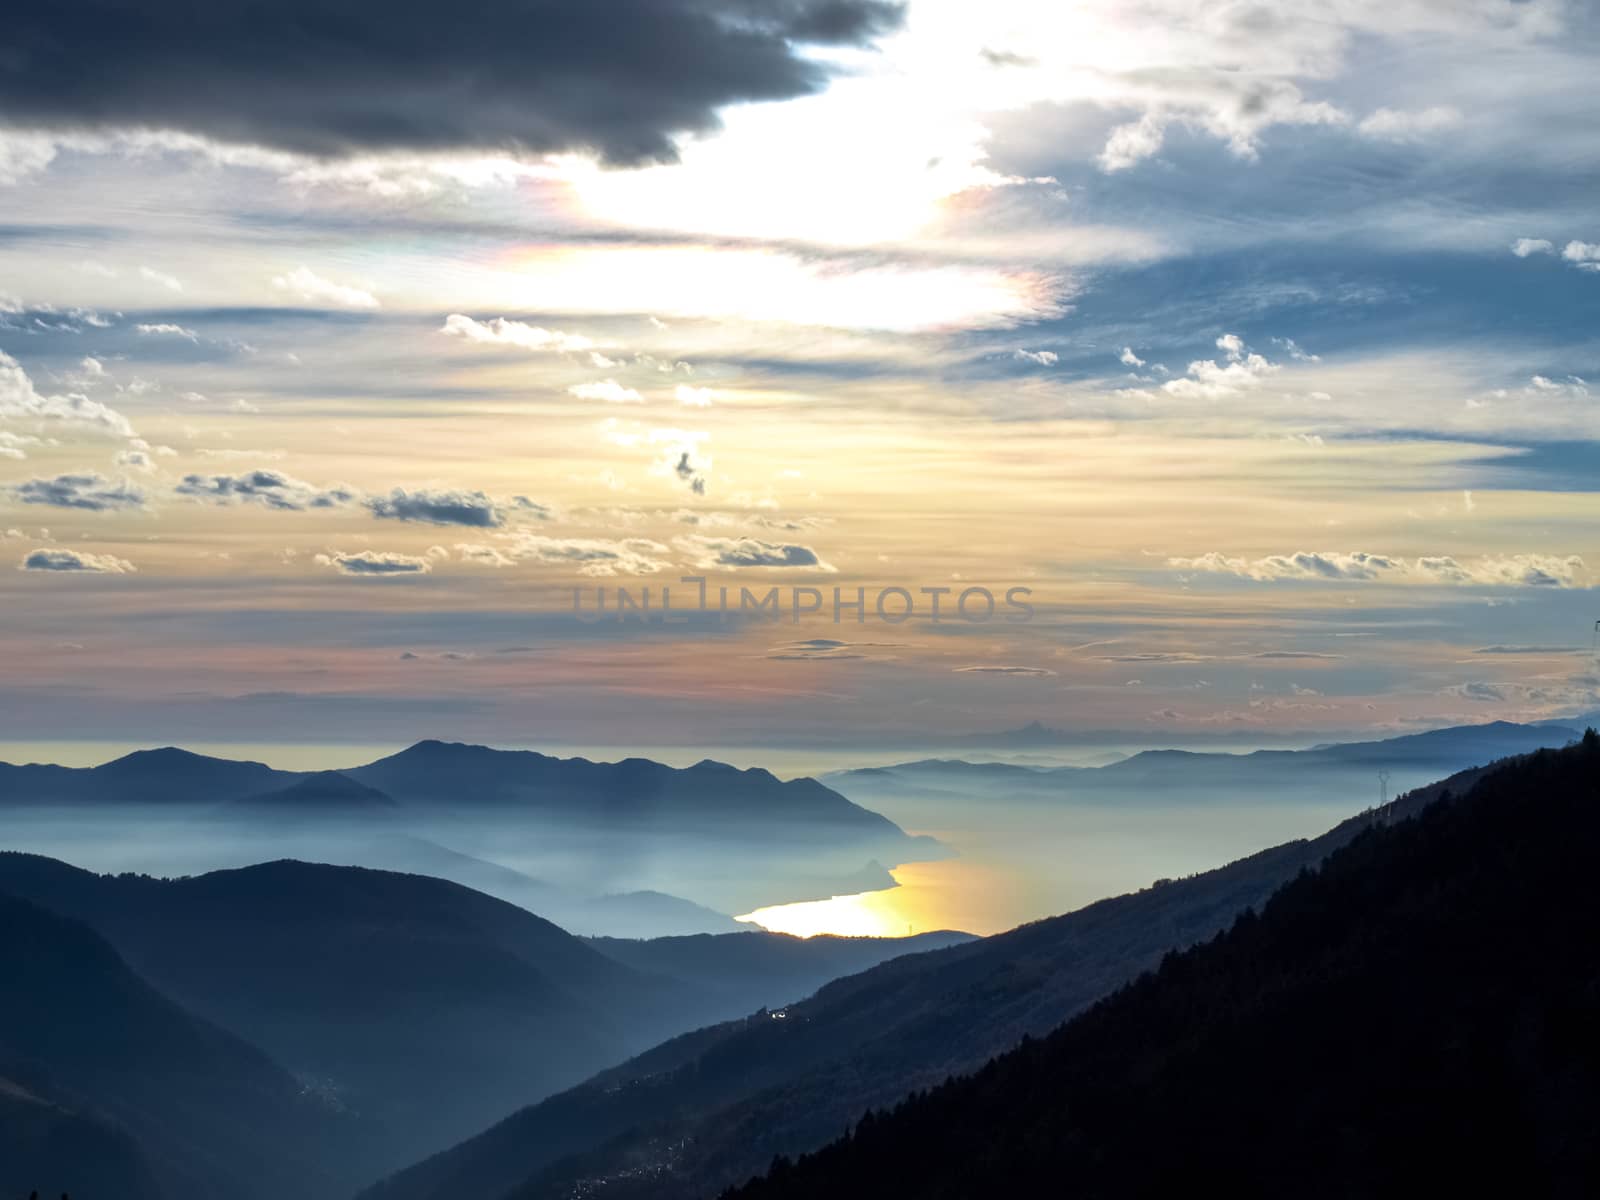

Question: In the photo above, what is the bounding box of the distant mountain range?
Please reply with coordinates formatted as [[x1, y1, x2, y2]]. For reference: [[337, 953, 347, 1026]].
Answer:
[[0, 741, 945, 932], [359, 741, 1522, 1200], [948, 711, 1600, 750], [0, 745, 291, 805], [346, 741, 913, 842], [726, 733, 1600, 1198], [825, 718, 1585, 814], [0, 741, 920, 848]]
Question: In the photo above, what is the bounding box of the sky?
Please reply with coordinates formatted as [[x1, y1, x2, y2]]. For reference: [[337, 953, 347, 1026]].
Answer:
[[3, 0, 1599, 751]]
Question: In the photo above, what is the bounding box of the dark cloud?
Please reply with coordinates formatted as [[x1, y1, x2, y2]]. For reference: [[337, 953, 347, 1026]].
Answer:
[[2, 1, 904, 165], [367, 488, 504, 528], [979, 48, 1036, 68], [316, 550, 433, 576], [769, 650, 867, 660], [952, 665, 1056, 677], [13, 472, 146, 512], [1096, 652, 1215, 664], [1473, 645, 1583, 655], [20, 547, 135, 573], [677, 534, 830, 569], [767, 636, 904, 661], [176, 469, 355, 511], [675, 452, 708, 495], [1447, 681, 1512, 703], [512, 496, 554, 520]]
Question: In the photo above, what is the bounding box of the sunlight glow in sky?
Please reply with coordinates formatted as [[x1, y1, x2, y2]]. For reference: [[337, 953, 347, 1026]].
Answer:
[[2, 0, 1597, 761]]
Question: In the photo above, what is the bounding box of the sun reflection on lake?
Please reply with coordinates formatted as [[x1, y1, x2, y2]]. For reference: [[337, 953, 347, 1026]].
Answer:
[[737, 859, 1021, 938]]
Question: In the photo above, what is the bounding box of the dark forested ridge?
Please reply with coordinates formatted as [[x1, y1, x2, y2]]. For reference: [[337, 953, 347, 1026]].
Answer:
[[0, 1082, 163, 1200], [0, 891, 344, 1200], [727, 733, 1600, 1200], [0, 856, 706, 1173], [583, 929, 975, 1015]]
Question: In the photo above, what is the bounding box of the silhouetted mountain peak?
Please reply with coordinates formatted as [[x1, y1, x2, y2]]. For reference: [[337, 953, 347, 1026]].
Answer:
[[392, 739, 554, 764], [100, 745, 269, 774], [1104, 747, 1208, 768]]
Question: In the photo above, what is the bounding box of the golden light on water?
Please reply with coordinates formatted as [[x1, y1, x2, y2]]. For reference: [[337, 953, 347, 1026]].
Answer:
[[737, 859, 1025, 939], [739, 887, 908, 939]]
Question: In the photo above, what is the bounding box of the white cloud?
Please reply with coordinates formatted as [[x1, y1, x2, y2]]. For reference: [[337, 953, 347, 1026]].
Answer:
[[1173, 550, 1587, 589], [1356, 106, 1463, 141], [1014, 348, 1058, 365], [1414, 554, 1586, 589], [1527, 374, 1589, 396], [1162, 334, 1281, 399], [454, 542, 517, 567], [1098, 111, 1169, 172], [1477, 374, 1591, 411], [569, 379, 643, 403], [439, 314, 594, 353], [477, 534, 671, 576], [1171, 551, 1402, 582], [1511, 237, 1554, 257], [0, 132, 60, 185], [0, 350, 137, 438], [271, 266, 379, 309], [139, 265, 183, 292], [136, 323, 199, 340], [1119, 347, 1145, 368], [0, 431, 40, 460], [674, 384, 716, 407], [1274, 337, 1320, 363], [1562, 241, 1600, 273], [1098, 78, 1347, 172]]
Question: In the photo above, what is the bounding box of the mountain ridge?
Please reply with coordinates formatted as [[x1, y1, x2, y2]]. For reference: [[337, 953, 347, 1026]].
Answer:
[[0, 887, 349, 1199], [724, 733, 1600, 1199]]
